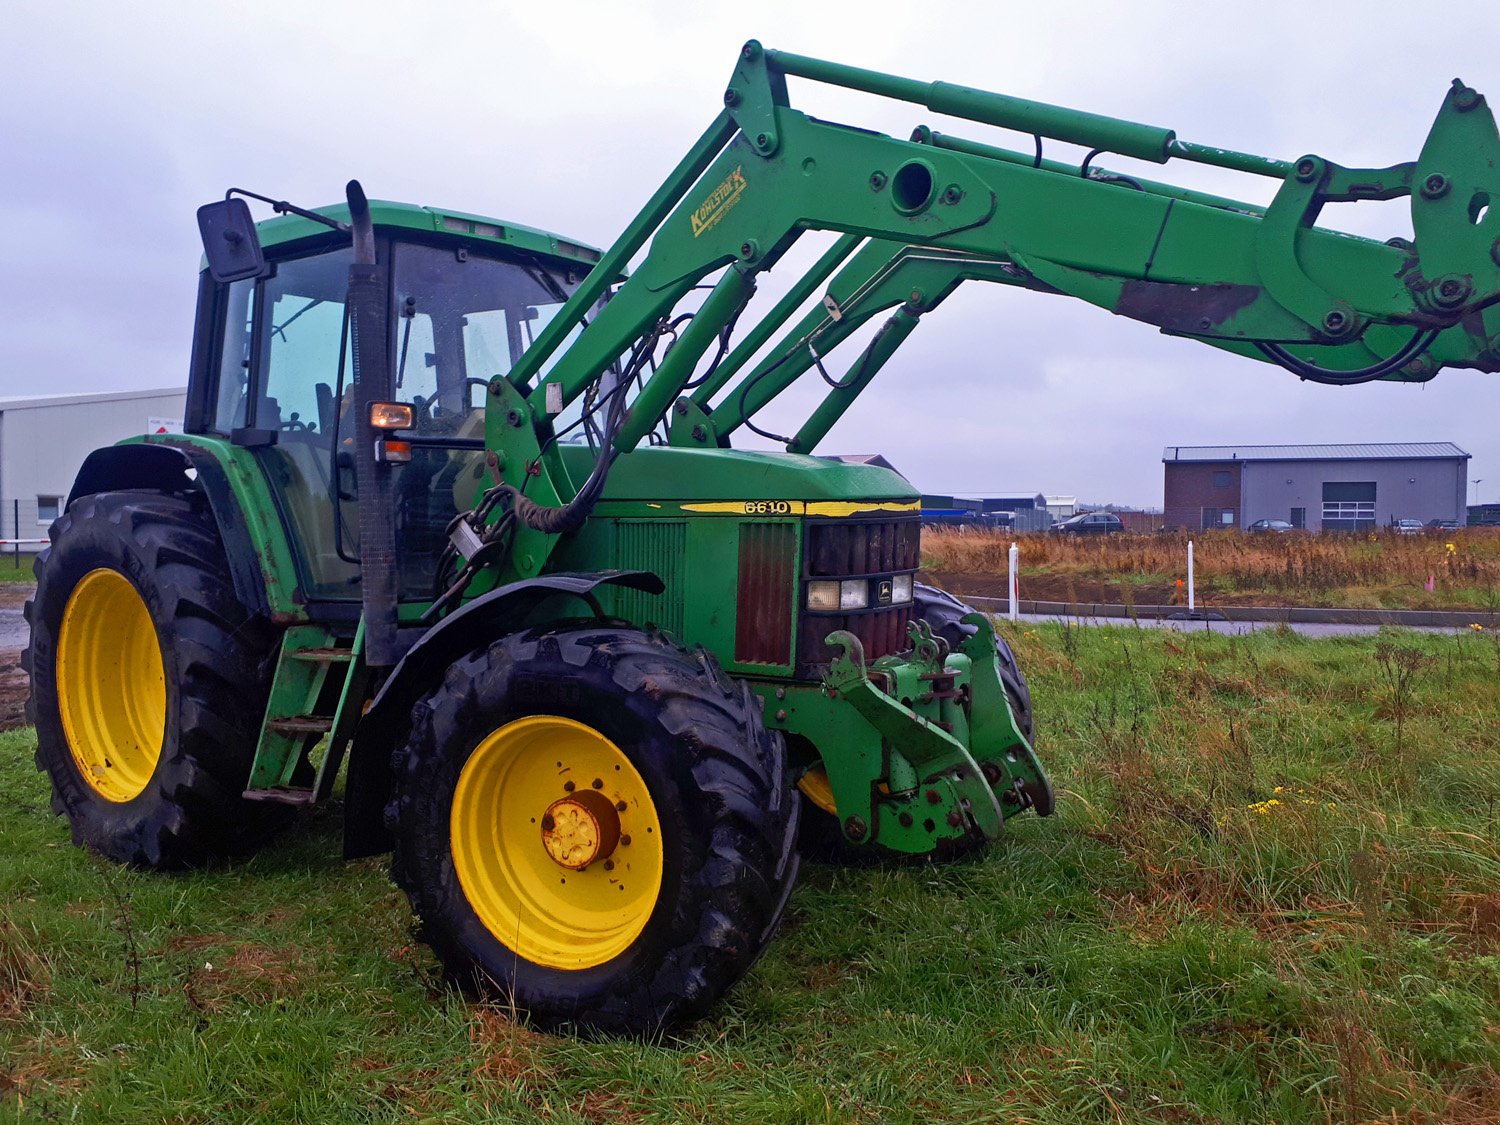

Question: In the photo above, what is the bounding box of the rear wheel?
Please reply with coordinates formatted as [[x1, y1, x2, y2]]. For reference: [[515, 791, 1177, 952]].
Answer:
[[799, 582, 1036, 863], [388, 624, 799, 1035], [24, 490, 286, 868]]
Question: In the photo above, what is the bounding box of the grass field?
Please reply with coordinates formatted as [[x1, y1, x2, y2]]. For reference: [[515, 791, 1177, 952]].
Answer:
[[924, 528, 1500, 611], [4, 623, 1500, 1123]]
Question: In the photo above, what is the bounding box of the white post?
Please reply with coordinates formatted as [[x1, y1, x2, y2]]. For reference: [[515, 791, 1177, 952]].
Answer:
[[1187, 540, 1196, 614], [1007, 541, 1020, 622]]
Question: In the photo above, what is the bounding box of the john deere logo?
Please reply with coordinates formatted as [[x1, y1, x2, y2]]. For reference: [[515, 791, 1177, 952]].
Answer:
[[877, 580, 893, 605], [690, 166, 747, 237]]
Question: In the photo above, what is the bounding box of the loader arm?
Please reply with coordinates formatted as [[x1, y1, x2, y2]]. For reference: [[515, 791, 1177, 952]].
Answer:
[[484, 41, 1500, 581]]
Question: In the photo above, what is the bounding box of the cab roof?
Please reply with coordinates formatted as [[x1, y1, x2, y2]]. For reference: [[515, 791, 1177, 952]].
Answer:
[[252, 199, 607, 272]]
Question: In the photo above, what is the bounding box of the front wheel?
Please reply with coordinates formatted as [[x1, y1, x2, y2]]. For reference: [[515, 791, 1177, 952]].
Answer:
[[387, 624, 799, 1035]]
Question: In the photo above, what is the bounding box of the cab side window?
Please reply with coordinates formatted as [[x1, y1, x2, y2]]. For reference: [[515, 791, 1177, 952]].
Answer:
[[211, 278, 255, 434]]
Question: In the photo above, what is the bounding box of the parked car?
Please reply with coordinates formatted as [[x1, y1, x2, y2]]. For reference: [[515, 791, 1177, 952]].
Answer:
[[1426, 518, 1463, 531], [1393, 519, 1424, 535], [1054, 511, 1125, 535], [1247, 519, 1296, 534]]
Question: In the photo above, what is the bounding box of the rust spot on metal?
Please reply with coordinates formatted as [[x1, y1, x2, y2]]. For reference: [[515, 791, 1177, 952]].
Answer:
[[1115, 280, 1260, 334]]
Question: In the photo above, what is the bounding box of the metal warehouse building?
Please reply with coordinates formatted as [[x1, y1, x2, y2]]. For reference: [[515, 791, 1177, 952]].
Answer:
[[1163, 442, 1470, 532], [0, 388, 186, 550]]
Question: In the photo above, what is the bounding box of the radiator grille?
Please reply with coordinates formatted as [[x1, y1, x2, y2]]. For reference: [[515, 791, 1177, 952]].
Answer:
[[610, 521, 685, 637], [798, 517, 921, 667], [735, 522, 796, 666]]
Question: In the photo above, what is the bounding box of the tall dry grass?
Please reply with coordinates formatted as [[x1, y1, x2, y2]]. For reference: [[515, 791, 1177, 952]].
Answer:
[[923, 527, 1500, 595]]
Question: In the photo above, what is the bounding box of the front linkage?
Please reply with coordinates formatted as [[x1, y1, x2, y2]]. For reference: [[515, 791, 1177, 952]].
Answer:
[[771, 614, 1051, 855]]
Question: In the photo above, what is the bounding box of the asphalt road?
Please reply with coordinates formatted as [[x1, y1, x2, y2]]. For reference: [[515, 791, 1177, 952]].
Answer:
[[1, 604, 25, 650], [1007, 611, 1472, 637]]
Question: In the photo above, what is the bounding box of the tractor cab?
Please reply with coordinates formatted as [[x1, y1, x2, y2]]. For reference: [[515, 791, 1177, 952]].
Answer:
[[187, 197, 607, 606]]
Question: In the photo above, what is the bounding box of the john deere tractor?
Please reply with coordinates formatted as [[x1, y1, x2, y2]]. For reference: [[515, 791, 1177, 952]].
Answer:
[[25, 44, 1500, 1032]]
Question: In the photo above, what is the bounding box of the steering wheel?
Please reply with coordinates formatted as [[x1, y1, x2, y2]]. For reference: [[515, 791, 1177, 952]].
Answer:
[[281, 412, 311, 433]]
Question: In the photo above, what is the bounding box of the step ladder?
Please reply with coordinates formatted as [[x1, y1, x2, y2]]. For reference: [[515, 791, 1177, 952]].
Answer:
[[242, 621, 368, 806]]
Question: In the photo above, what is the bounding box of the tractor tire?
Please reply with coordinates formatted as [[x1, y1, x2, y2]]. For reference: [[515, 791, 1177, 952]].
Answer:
[[798, 582, 1035, 864], [912, 582, 1033, 741], [24, 490, 288, 868], [386, 623, 800, 1035]]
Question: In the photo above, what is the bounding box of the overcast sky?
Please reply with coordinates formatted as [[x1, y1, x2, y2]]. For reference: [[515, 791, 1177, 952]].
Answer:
[[4, 1, 1497, 507]]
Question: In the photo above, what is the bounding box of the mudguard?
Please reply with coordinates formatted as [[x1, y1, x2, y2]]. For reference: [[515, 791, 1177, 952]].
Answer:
[[342, 569, 665, 857], [66, 441, 274, 618]]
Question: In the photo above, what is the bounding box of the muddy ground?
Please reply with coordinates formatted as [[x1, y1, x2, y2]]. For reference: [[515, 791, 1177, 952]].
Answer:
[[0, 583, 30, 731]]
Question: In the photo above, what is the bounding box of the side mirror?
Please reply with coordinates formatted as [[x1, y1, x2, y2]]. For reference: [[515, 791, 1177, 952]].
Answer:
[[196, 198, 268, 282]]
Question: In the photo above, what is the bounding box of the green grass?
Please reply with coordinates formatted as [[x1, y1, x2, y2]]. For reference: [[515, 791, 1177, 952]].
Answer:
[[0, 565, 35, 584], [4, 625, 1500, 1123]]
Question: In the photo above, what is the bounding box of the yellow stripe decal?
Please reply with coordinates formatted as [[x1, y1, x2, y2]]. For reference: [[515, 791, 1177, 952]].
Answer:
[[677, 500, 920, 517], [805, 500, 921, 517]]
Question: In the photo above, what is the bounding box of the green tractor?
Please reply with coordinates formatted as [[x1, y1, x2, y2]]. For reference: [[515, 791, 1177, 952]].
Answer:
[[25, 44, 1500, 1033]]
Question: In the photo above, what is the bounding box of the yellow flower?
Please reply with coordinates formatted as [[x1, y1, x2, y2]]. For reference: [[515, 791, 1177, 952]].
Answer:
[[1273, 785, 1284, 794], [1445, 542, 1457, 554], [1470, 623, 1484, 632]]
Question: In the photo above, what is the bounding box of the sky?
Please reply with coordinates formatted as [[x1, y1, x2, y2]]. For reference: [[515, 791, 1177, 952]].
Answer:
[[3, 0, 1498, 508]]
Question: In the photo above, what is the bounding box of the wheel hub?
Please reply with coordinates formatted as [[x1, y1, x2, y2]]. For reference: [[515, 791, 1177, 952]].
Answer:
[[540, 789, 621, 870]]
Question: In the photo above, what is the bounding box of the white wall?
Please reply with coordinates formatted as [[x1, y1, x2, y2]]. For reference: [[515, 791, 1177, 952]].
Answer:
[[0, 391, 186, 546]]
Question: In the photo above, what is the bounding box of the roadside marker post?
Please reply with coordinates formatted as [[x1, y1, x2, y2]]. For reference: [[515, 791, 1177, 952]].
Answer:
[[1008, 542, 1019, 622]]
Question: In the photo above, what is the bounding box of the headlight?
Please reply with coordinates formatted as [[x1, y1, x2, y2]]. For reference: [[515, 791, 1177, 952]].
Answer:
[[806, 580, 840, 611], [839, 579, 869, 610], [891, 574, 913, 604]]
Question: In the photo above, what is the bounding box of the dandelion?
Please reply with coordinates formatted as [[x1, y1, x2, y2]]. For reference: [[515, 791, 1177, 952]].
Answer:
[[1471, 623, 1484, 632]]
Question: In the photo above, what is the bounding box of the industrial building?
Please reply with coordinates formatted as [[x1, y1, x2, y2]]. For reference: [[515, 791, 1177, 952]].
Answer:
[[1163, 442, 1470, 531], [919, 492, 1053, 531], [0, 388, 186, 549]]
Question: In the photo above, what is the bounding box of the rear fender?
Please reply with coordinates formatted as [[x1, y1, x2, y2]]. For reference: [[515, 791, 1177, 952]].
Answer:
[[342, 570, 665, 858], [66, 440, 286, 619]]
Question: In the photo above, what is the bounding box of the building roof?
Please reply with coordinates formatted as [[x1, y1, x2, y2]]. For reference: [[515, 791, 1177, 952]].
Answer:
[[1163, 442, 1469, 463], [0, 387, 185, 412]]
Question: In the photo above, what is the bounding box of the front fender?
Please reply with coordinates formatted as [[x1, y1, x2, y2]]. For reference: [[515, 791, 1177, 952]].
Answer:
[[342, 569, 664, 857]]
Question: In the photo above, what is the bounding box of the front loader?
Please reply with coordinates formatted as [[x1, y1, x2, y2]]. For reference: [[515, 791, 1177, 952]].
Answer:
[[25, 43, 1500, 1033]]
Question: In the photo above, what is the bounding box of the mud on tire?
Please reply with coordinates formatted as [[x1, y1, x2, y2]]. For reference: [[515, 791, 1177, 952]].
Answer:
[[24, 490, 287, 868], [386, 624, 800, 1036]]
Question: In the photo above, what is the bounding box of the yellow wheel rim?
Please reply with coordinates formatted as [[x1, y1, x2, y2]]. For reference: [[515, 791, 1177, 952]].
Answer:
[[450, 715, 665, 970], [56, 568, 166, 803]]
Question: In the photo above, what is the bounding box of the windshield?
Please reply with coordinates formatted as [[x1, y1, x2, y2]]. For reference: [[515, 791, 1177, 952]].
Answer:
[[389, 242, 587, 597], [391, 242, 582, 431]]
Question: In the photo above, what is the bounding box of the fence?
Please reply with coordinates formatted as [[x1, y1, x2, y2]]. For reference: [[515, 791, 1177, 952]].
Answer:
[[5, 497, 52, 567]]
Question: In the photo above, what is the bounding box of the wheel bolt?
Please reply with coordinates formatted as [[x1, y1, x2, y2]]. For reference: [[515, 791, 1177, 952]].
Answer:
[[563, 780, 575, 792], [591, 778, 603, 789], [615, 800, 627, 812]]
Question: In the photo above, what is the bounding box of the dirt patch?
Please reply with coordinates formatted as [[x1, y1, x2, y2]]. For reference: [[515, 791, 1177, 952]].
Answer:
[[181, 942, 313, 1012], [470, 1005, 553, 1084], [0, 653, 28, 732], [0, 920, 50, 1023]]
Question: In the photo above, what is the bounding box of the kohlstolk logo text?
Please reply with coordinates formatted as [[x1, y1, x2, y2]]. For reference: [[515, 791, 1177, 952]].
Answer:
[[690, 166, 747, 238]]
